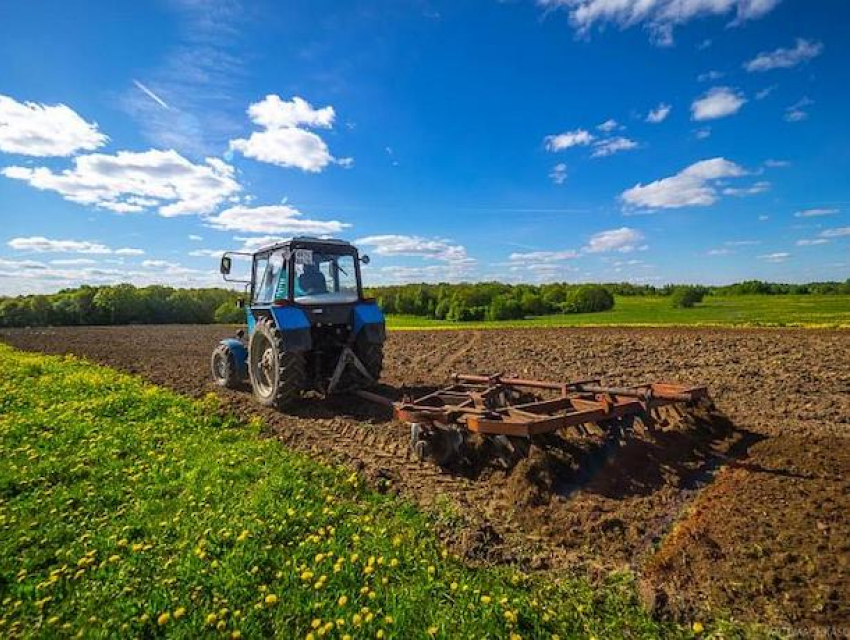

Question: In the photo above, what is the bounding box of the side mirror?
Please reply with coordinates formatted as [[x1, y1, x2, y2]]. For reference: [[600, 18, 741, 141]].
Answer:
[[360, 254, 370, 265], [236, 297, 245, 309], [220, 255, 232, 275]]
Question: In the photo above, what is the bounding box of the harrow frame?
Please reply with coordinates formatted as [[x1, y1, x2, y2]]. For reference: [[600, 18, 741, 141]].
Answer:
[[391, 373, 708, 437]]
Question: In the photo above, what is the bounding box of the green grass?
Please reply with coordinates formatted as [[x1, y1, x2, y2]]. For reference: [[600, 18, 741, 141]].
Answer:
[[386, 295, 850, 330], [0, 344, 708, 639]]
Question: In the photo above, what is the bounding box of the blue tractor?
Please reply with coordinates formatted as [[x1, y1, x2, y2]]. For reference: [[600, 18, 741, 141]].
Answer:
[[212, 237, 385, 408]]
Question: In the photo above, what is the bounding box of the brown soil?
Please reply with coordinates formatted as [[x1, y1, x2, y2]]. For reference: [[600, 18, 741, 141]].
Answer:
[[2, 325, 848, 631]]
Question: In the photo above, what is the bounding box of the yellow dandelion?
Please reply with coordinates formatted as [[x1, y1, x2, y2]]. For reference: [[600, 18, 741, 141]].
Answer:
[[352, 614, 362, 626], [311, 619, 322, 629], [265, 594, 278, 606], [338, 596, 348, 607], [480, 595, 491, 605], [157, 612, 170, 626], [174, 607, 186, 620], [231, 632, 242, 639], [206, 613, 218, 625], [692, 622, 705, 634], [450, 582, 458, 591], [427, 626, 438, 636]]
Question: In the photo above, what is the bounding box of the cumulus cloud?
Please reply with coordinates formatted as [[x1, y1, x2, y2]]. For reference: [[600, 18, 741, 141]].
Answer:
[[691, 87, 746, 121], [537, 0, 782, 45], [646, 103, 671, 123], [355, 235, 472, 263], [584, 227, 645, 253], [591, 136, 638, 157], [1, 149, 240, 217], [0, 94, 108, 156], [204, 204, 349, 235], [8, 236, 145, 255], [621, 157, 746, 210], [549, 163, 568, 184], [545, 129, 594, 151], [794, 208, 838, 218], [229, 95, 344, 172], [745, 38, 823, 72]]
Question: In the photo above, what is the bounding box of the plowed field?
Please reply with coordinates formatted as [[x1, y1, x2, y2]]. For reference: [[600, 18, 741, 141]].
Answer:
[[2, 325, 847, 632]]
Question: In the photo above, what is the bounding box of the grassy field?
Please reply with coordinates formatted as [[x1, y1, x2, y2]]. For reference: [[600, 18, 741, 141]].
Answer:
[[386, 295, 850, 330], [0, 344, 725, 639]]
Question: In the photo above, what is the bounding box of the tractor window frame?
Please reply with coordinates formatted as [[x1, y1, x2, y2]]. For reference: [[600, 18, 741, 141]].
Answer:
[[289, 244, 363, 304]]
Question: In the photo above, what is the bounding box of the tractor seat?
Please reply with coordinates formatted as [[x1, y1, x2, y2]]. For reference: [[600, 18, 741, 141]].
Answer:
[[297, 267, 328, 295]]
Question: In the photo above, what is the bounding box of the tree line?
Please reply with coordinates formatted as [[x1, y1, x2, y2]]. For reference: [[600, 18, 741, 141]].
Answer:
[[0, 279, 847, 327]]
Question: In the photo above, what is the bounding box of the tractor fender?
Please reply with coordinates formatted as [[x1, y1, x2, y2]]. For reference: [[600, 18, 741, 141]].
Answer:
[[219, 338, 248, 380], [352, 302, 386, 344], [270, 306, 313, 352]]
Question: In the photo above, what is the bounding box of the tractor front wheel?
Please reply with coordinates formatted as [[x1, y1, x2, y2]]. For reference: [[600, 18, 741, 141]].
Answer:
[[211, 343, 240, 389], [248, 317, 306, 409]]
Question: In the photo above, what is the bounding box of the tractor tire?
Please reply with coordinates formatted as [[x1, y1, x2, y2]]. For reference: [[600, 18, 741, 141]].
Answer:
[[355, 335, 383, 383], [248, 317, 306, 409], [211, 343, 240, 389]]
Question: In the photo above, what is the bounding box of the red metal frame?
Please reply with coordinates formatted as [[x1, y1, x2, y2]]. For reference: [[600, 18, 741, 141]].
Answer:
[[391, 373, 707, 437]]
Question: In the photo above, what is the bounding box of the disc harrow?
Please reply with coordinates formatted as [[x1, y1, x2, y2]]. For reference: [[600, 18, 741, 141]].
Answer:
[[385, 374, 711, 469]]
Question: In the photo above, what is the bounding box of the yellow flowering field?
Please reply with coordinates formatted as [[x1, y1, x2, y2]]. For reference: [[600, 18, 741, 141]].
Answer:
[[0, 344, 696, 638]]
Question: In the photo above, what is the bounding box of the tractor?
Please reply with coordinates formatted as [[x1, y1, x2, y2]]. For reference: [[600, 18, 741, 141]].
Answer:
[[211, 237, 385, 408]]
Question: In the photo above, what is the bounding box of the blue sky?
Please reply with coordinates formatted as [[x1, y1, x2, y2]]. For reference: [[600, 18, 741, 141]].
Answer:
[[0, 0, 847, 295]]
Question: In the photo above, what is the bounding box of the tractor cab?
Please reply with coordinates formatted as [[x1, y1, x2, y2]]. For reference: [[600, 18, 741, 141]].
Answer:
[[212, 237, 385, 408]]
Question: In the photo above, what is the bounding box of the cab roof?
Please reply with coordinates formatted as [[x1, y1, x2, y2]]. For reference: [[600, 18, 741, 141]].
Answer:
[[254, 236, 353, 255]]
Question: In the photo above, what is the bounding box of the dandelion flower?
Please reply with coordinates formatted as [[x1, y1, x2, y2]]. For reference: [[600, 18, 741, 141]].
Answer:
[[265, 594, 278, 606], [338, 596, 348, 607], [174, 607, 186, 620], [157, 612, 170, 626], [480, 595, 491, 605], [206, 613, 218, 625], [692, 622, 705, 634]]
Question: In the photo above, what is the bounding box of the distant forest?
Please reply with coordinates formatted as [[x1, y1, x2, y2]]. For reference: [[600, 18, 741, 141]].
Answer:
[[0, 280, 847, 327]]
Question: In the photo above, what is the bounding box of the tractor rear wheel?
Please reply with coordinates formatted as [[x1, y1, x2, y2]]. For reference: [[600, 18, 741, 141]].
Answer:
[[248, 317, 306, 409], [211, 343, 240, 389]]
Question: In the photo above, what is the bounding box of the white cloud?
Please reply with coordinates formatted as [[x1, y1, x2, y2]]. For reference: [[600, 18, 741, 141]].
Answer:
[[785, 97, 813, 122], [584, 227, 645, 253], [229, 95, 342, 172], [115, 248, 145, 256], [796, 238, 828, 246], [2, 149, 240, 217], [8, 236, 145, 255], [697, 70, 724, 82], [50, 258, 97, 266], [758, 252, 790, 262], [765, 159, 790, 168], [0, 94, 107, 157], [794, 208, 838, 218], [509, 249, 578, 262], [694, 127, 712, 140], [725, 240, 761, 246], [755, 86, 776, 100], [691, 87, 746, 121], [621, 157, 746, 210], [758, 214, 770, 221], [141, 259, 180, 269], [820, 226, 850, 238], [545, 129, 594, 151], [188, 248, 225, 257], [591, 136, 638, 157], [597, 119, 619, 133], [537, 0, 782, 45], [549, 162, 568, 184], [723, 180, 770, 196], [745, 38, 823, 72], [646, 103, 671, 123], [706, 248, 731, 256], [355, 235, 472, 263], [247, 95, 334, 129], [204, 204, 349, 236], [188, 234, 203, 241]]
